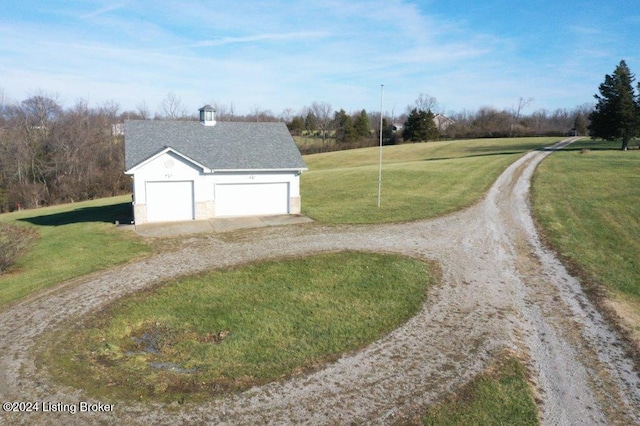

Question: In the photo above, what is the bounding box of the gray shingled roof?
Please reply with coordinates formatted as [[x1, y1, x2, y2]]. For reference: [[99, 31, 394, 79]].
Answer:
[[125, 120, 307, 172]]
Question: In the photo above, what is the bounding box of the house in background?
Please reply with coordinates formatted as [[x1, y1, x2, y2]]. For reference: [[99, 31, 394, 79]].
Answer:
[[392, 114, 455, 136], [433, 114, 455, 132], [124, 105, 307, 224]]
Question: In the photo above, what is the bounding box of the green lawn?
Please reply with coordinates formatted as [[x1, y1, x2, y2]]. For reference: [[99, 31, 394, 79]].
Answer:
[[423, 354, 538, 425], [532, 140, 640, 300], [42, 252, 434, 403], [302, 137, 561, 223], [0, 195, 151, 308], [532, 139, 640, 342]]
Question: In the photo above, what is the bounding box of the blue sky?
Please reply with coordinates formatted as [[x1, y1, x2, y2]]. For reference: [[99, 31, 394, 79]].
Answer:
[[1, 1, 638, 117]]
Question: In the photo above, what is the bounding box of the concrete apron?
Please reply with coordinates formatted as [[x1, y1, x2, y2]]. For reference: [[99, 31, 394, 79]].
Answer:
[[125, 214, 314, 237]]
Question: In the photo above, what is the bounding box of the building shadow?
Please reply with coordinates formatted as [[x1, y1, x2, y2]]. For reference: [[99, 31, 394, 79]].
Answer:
[[420, 151, 523, 162], [19, 202, 133, 226]]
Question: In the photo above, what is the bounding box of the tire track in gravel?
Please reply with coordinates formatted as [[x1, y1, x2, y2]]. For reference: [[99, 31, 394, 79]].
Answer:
[[1, 137, 639, 425]]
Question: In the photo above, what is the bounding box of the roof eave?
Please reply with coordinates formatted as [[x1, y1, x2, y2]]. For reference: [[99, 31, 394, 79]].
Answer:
[[125, 147, 212, 174], [212, 167, 308, 173]]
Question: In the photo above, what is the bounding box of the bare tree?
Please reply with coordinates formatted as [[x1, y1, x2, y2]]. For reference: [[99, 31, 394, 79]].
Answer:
[[526, 109, 549, 135], [99, 100, 120, 120], [15, 93, 63, 201], [158, 92, 186, 120], [21, 91, 63, 128], [511, 96, 534, 136], [471, 107, 513, 137], [250, 105, 262, 122], [244, 106, 274, 122], [309, 101, 333, 146], [280, 108, 295, 123], [136, 101, 150, 120], [412, 93, 439, 113]]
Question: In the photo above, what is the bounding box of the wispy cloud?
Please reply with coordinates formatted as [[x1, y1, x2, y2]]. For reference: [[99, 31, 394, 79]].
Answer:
[[1, 0, 637, 115], [192, 31, 330, 48], [79, 3, 125, 19], [567, 25, 602, 36]]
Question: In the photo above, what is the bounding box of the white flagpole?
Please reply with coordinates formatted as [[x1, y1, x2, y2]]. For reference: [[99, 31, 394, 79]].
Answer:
[[377, 84, 384, 208]]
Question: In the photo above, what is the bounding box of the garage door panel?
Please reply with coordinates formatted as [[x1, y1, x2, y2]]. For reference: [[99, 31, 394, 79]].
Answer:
[[215, 183, 289, 217], [146, 181, 194, 222]]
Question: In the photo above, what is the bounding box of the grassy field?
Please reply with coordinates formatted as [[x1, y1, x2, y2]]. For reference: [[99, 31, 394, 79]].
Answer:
[[42, 252, 434, 403], [0, 195, 151, 308], [422, 354, 538, 425], [532, 139, 640, 337], [0, 138, 555, 416], [302, 137, 561, 223]]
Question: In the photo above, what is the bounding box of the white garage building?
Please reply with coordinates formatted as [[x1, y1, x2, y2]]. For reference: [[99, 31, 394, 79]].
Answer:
[[125, 105, 307, 224]]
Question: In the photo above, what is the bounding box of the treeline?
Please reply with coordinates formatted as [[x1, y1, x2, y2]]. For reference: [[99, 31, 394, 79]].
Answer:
[[446, 104, 591, 139], [0, 91, 593, 212], [288, 99, 592, 154], [0, 95, 130, 212]]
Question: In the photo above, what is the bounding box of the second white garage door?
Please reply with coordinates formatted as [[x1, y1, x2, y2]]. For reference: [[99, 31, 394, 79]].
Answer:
[[215, 182, 289, 217]]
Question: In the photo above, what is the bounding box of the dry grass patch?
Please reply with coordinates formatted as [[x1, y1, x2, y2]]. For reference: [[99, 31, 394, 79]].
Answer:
[[0, 222, 38, 273]]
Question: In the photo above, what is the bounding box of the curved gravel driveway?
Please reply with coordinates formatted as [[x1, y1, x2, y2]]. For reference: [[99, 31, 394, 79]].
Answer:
[[1, 137, 639, 425]]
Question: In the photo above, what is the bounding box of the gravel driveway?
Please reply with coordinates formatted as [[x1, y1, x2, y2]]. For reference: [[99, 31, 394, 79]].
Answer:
[[1, 137, 639, 425]]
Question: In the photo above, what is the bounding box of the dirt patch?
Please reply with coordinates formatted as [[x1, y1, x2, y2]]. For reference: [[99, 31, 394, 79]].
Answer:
[[603, 297, 640, 353]]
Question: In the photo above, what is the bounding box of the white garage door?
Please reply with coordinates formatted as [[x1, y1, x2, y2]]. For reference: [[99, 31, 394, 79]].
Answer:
[[215, 183, 289, 217], [146, 181, 194, 223]]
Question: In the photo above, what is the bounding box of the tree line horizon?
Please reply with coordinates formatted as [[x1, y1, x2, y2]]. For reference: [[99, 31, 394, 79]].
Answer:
[[1, 60, 637, 212]]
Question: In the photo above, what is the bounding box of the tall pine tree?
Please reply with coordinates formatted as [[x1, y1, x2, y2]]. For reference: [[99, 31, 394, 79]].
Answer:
[[353, 109, 371, 139], [588, 60, 639, 150], [402, 108, 439, 142], [333, 109, 356, 144]]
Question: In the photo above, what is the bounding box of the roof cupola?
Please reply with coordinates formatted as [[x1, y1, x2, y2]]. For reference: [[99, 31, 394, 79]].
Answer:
[[199, 104, 216, 126]]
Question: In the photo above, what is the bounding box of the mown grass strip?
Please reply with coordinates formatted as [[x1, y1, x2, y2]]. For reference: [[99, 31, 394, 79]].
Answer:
[[42, 252, 435, 403], [302, 137, 561, 223], [422, 354, 538, 425], [532, 140, 640, 300]]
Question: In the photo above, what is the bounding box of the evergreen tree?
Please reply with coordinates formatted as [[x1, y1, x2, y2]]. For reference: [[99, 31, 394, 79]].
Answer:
[[304, 111, 318, 134], [588, 60, 639, 150], [353, 109, 371, 139], [402, 108, 439, 142], [287, 116, 305, 136], [334, 109, 356, 144]]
